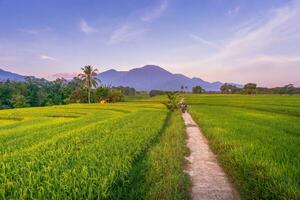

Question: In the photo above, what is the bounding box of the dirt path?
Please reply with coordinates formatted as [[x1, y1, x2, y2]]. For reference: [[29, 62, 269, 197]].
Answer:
[[183, 112, 240, 200]]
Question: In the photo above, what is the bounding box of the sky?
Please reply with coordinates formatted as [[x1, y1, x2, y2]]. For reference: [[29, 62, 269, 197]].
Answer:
[[0, 0, 300, 87]]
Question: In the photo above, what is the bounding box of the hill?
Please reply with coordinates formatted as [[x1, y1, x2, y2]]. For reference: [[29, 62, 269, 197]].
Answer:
[[1, 65, 242, 91], [99, 65, 226, 91], [0, 68, 26, 81]]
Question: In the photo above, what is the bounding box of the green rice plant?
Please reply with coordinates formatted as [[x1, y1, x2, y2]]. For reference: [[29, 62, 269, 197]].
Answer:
[[0, 102, 169, 199], [186, 94, 300, 199], [123, 111, 190, 200], [186, 94, 300, 116]]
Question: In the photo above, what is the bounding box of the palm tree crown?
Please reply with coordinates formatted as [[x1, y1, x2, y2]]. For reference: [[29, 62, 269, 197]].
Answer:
[[78, 65, 99, 103]]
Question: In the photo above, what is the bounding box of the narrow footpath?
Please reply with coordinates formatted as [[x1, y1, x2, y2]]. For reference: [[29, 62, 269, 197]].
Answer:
[[182, 112, 240, 200]]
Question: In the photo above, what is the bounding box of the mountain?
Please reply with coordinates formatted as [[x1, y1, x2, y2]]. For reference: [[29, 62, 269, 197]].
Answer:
[[0, 68, 27, 81], [1, 66, 242, 91], [98, 65, 231, 91]]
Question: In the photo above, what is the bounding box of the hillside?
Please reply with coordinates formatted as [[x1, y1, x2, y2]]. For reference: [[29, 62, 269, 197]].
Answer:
[[1, 65, 242, 91], [98, 65, 225, 91], [0, 68, 26, 81]]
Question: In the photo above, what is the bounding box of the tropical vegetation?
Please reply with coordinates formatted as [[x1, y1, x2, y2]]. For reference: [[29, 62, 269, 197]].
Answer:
[[220, 83, 300, 94], [0, 78, 135, 109], [78, 65, 99, 104]]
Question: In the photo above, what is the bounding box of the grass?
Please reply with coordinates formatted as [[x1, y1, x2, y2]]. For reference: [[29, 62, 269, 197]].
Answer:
[[123, 111, 190, 200], [185, 94, 300, 200], [0, 102, 174, 199], [0, 101, 190, 199], [5, 93, 297, 199]]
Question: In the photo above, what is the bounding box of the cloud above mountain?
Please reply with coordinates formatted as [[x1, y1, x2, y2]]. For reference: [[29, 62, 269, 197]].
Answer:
[[108, 0, 169, 45], [183, 0, 300, 86], [1, 0, 299, 86]]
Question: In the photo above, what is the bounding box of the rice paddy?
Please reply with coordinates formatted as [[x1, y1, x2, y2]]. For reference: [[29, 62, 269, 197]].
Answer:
[[0, 102, 174, 199], [185, 94, 300, 199], [1, 94, 299, 199]]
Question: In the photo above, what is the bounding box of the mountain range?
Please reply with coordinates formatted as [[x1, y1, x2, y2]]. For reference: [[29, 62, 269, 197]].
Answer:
[[0, 68, 26, 81], [98, 65, 229, 91], [0, 65, 242, 91]]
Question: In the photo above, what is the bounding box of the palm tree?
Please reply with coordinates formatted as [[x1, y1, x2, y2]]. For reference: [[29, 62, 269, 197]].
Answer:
[[78, 65, 99, 104]]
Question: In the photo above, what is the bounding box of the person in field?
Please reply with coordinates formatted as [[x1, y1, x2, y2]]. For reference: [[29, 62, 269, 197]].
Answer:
[[179, 99, 188, 113]]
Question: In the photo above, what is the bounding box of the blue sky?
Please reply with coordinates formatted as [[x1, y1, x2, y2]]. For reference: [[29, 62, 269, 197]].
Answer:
[[0, 0, 299, 86]]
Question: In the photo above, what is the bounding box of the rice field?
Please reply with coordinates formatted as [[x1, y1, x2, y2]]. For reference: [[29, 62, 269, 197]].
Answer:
[[123, 111, 190, 200], [185, 94, 300, 200], [2, 94, 299, 199], [0, 102, 177, 199]]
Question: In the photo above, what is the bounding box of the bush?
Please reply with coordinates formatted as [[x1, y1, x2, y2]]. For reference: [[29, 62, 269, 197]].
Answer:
[[12, 94, 28, 108], [165, 92, 179, 111]]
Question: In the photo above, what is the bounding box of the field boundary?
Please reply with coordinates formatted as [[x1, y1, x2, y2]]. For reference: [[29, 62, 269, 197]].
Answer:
[[188, 102, 300, 117], [183, 112, 240, 200], [120, 111, 190, 199], [111, 111, 171, 198]]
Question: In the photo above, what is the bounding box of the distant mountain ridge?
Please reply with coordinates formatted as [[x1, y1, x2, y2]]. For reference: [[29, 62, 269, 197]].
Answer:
[[1, 65, 242, 91], [0, 68, 26, 81], [98, 65, 236, 91]]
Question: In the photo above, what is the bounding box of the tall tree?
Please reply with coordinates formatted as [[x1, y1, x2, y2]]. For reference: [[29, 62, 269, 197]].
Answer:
[[78, 65, 99, 104], [192, 85, 203, 94], [220, 83, 230, 94], [220, 83, 240, 94], [243, 83, 257, 94]]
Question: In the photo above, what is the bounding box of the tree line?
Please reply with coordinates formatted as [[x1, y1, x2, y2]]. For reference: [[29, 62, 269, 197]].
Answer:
[[149, 86, 205, 97], [1, 64, 299, 109], [0, 66, 135, 109], [149, 83, 300, 97], [220, 83, 300, 94]]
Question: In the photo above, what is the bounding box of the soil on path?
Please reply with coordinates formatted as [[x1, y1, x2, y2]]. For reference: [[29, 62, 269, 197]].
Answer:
[[183, 112, 240, 200]]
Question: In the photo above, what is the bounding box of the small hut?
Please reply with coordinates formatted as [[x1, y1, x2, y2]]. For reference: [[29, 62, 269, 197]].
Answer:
[[100, 98, 109, 104]]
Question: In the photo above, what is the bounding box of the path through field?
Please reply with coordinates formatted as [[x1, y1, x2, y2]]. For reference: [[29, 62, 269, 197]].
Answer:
[[183, 112, 240, 200]]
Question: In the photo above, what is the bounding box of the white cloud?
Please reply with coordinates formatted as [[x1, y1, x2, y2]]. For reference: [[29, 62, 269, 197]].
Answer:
[[107, 0, 168, 45], [19, 27, 51, 35], [228, 6, 240, 15], [183, 0, 300, 86], [217, 1, 300, 63], [188, 33, 220, 49], [79, 19, 97, 34], [107, 24, 146, 45], [141, 0, 168, 22], [40, 55, 56, 61]]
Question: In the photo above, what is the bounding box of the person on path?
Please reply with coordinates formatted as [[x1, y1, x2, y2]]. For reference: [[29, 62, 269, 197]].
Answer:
[[179, 99, 188, 113]]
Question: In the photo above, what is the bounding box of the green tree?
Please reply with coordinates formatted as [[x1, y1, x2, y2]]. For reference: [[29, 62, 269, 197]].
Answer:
[[244, 83, 257, 94], [192, 86, 203, 94], [69, 77, 85, 103], [95, 87, 109, 101], [25, 77, 48, 106], [220, 83, 230, 94], [220, 83, 241, 94], [108, 89, 124, 103], [0, 80, 14, 108], [78, 65, 99, 104], [165, 92, 179, 111], [282, 84, 296, 94], [149, 90, 167, 97], [111, 86, 135, 96], [12, 94, 28, 108]]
